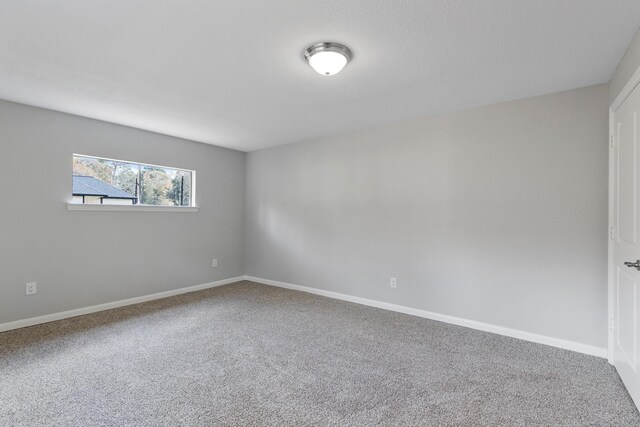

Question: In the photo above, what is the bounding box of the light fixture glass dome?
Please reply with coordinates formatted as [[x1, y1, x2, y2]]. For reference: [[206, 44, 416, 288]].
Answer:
[[304, 42, 352, 76]]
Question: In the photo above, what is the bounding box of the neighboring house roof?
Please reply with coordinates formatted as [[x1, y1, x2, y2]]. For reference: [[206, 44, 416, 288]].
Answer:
[[72, 176, 136, 199]]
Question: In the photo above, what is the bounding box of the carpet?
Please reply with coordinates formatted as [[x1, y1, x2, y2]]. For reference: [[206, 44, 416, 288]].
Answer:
[[1, 281, 638, 426]]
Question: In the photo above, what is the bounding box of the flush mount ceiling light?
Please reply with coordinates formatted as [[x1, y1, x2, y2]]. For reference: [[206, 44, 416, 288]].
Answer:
[[304, 42, 352, 76]]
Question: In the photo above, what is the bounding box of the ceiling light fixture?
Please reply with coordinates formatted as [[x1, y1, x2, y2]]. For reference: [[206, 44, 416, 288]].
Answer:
[[304, 42, 352, 76]]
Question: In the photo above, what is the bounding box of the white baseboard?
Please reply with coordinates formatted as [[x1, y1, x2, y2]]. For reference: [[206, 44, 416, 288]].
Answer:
[[0, 276, 244, 333], [244, 275, 607, 359], [1, 275, 608, 359]]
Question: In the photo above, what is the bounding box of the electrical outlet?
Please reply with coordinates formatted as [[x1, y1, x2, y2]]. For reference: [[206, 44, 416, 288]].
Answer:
[[26, 282, 37, 295], [390, 277, 397, 288], [212, 259, 218, 268]]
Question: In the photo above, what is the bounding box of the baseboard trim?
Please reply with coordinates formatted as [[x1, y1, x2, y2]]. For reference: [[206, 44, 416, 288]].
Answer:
[[0, 276, 244, 333], [2, 275, 608, 359], [244, 275, 607, 359]]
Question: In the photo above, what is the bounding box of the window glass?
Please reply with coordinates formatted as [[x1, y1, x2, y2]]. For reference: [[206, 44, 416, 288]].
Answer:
[[72, 155, 194, 207]]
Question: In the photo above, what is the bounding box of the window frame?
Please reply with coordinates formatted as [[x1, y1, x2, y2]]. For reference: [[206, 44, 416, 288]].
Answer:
[[68, 154, 198, 212]]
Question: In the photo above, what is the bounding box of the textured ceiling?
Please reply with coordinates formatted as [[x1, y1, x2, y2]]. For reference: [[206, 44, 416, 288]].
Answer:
[[0, 1, 639, 151]]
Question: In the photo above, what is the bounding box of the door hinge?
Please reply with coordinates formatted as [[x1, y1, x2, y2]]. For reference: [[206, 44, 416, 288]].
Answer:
[[609, 318, 615, 331], [610, 226, 615, 240], [610, 135, 615, 148]]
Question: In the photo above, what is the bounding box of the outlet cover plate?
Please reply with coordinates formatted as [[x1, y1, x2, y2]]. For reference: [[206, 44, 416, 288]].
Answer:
[[26, 282, 37, 295]]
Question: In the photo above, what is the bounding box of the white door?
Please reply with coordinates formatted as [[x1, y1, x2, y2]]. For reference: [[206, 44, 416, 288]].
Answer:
[[613, 81, 640, 408]]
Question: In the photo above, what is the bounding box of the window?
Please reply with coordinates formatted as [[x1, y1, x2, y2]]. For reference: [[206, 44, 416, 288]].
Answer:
[[72, 155, 195, 207]]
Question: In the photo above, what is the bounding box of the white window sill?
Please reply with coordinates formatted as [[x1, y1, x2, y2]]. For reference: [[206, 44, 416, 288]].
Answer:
[[67, 203, 199, 213]]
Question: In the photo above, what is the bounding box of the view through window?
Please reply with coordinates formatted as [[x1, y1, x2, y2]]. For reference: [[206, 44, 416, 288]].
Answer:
[[72, 155, 194, 207]]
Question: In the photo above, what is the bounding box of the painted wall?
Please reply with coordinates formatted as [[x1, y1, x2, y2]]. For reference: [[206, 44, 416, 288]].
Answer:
[[0, 100, 245, 324], [245, 84, 609, 349], [610, 28, 640, 103]]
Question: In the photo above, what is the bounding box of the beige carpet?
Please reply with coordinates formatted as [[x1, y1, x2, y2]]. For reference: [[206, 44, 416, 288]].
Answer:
[[1, 281, 638, 426]]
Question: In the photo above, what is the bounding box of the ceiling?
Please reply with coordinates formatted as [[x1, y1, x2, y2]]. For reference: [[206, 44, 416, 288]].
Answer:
[[0, 1, 639, 152]]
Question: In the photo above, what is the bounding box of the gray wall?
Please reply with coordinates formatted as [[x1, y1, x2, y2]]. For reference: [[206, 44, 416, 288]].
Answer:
[[0, 82, 611, 349], [245, 84, 609, 349], [0, 100, 245, 324], [611, 28, 640, 103]]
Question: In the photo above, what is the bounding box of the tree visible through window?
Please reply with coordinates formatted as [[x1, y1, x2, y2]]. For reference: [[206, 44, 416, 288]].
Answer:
[[72, 155, 194, 207]]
